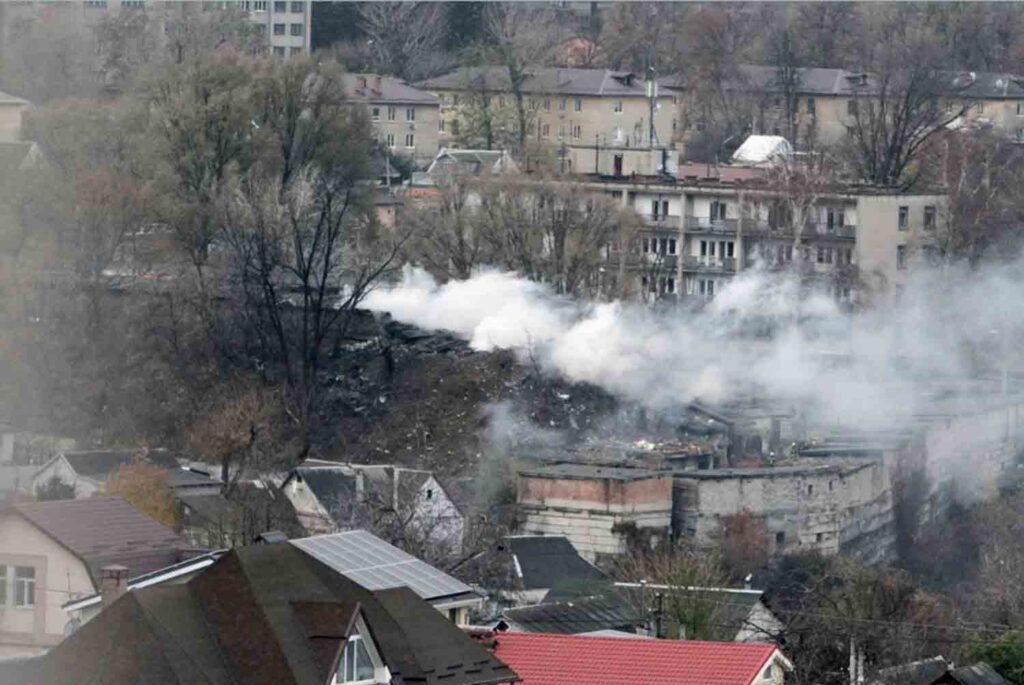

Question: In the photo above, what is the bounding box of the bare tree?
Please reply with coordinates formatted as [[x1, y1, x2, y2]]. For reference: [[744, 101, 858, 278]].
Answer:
[[482, 4, 559, 156], [357, 2, 448, 82], [405, 175, 484, 281]]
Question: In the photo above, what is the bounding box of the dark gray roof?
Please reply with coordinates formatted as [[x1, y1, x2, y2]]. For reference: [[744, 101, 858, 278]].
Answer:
[[954, 72, 1024, 99], [167, 467, 221, 489], [419, 66, 659, 98], [945, 662, 1014, 685], [292, 529, 476, 602], [615, 585, 768, 641], [442, 477, 478, 516], [502, 594, 641, 634], [507, 535, 606, 592], [11, 496, 189, 581], [11, 544, 516, 685], [342, 73, 439, 105], [57, 448, 181, 479], [287, 462, 358, 515]]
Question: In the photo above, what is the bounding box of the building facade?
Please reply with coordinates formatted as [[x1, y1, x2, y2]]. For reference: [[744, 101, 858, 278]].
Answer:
[[343, 74, 441, 168]]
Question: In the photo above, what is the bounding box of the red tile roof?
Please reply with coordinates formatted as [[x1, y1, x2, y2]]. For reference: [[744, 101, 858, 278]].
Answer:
[[492, 632, 779, 685]]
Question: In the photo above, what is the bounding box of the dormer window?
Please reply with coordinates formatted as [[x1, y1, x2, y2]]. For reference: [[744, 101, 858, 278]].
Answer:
[[337, 635, 375, 683]]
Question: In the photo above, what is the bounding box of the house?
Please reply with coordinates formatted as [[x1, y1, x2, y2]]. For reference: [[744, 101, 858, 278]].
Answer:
[[176, 477, 301, 548], [425, 147, 520, 180], [871, 656, 1013, 685], [0, 496, 190, 655], [282, 459, 465, 552], [292, 529, 483, 625], [488, 631, 792, 685], [730, 135, 793, 167], [419, 66, 675, 153], [613, 583, 785, 642], [343, 73, 441, 168], [499, 594, 642, 635], [516, 464, 673, 561], [456, 535, 607, 610], [30, 448, 182, 498], [3, 543, 518, 685]]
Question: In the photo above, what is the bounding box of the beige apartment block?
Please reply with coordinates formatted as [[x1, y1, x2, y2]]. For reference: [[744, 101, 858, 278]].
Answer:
[[343, 74, 441, 169], [418, 67, 675, 157]]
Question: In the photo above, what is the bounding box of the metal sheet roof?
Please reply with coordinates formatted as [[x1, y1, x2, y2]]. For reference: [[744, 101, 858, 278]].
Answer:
[[291, 529, 475, 601]]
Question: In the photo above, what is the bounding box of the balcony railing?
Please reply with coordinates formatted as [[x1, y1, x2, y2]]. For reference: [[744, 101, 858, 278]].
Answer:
[[683, 256, 737, 272], [685, 216, 739, 234], [643, 215, 681, 227], [742, 221, 856, 239]]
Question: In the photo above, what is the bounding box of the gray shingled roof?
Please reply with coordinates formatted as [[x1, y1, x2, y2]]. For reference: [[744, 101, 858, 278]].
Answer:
[[12, 496, 188, 581], [502, 594, 641, 634], [947, 662, 1014, 685], [57, 448, 181, 479], [342, 73, 439, 105], [419, 66, 655, 97], [507, 535, 606, 592]]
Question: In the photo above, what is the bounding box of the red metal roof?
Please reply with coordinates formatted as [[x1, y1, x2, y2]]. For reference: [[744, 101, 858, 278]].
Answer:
[[492, 632, 778, 685]]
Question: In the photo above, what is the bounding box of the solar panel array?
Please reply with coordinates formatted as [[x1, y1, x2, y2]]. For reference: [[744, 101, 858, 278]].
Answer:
[[291, 530, 474, 601]]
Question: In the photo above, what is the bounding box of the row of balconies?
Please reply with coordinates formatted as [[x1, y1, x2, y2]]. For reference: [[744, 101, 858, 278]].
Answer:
[[640, 214, 856, 239], [619, 253, 858, 277]]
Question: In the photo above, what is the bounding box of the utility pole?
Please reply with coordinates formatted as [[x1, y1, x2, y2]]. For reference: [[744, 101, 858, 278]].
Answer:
[[646, 66, 658, 148], [654, 591, 665, 639]]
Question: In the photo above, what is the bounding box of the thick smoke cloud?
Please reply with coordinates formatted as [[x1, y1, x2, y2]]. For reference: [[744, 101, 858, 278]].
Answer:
[[364, 262, 1023, 431]]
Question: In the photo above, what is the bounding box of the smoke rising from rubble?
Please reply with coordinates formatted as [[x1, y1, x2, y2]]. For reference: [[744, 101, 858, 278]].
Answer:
[[365, 262, 1024, 431]]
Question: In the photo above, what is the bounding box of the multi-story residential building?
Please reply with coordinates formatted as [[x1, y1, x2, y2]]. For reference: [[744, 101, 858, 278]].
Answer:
[[570, 150, 945, 304], [0, 1, 310, 66], [418, 66, 675, 162], [664, 64, 1024, 151], [342, 73, 440, 168]]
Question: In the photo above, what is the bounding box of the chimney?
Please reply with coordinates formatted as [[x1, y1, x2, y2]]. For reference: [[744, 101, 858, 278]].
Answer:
[[373, 75, 382, 94], [357, 76, 367, 90], [100, 565, 129, 608]]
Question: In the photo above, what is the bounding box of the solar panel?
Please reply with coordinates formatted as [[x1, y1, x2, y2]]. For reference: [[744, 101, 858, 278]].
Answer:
[[291, 530, 475, 601]]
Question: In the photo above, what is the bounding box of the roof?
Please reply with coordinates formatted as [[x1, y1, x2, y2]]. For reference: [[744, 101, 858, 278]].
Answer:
[[491, 632, 782, 685], [292, 529, 476, 602], [613, 584, 771, 641], [442, 476, 479, 516], [54, 448, 181, 479], [11, 496, 188, 581], [15, 544, 516, 685], [166, 467, 221, 490], [0, 89, 29, 105], [428, 148, 520, 176], [502, 595, 641, 634], [286, 461, 358, 515], [945, 662, 1014, 685], [419, 66, 664, 98], [342, 73, 439, 105], [507, 535, 606, 593], [517, 462, 668, 482], [951, 72, 1024, 100], [872, 656, 950, 685]]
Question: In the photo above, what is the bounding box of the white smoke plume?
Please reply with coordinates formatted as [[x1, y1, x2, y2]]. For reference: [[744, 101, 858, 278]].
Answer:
[[364, 262, 1024, 432]]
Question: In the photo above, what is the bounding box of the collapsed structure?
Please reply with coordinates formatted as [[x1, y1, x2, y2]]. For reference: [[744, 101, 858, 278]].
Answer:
[[514, 393, 1024, 565]]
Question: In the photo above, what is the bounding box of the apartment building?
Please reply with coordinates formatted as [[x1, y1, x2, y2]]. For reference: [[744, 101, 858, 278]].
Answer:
[[342, 74, 440, 168], [576, 153, 945, 304], [418, 66, 675, 158], [665, 64, 1024, 151], [0, 1, 310, 63]]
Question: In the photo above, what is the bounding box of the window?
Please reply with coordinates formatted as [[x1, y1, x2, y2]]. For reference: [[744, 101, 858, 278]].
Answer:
[[613, 100, 623, 113], [571, 123, 581, 139], [764, 664, 774, 680], [1017, 102, 1024, 117], [924, 205, 936, 230], [274, 1, 287, 11], [807, 97, 816, 115], [14, 566, 34, 607], [642, 238, 650, 254], [273, 46, 286, 57], [338, 636, 375, 683], [291, 1, 304, 12], [897, 245, 907, 269], [976, 100, 985, 113], [816, 532, 824, 543], [659, 238, 668, 254], [668, 238, 677, 255], [386, 133, 395, 148], [807, 484, 814, 495], [290, 23, 304, 36], [84, 0, 107, 6], [405, 133, 415, 148], [387, 106, 396, 121], [710, 200, 726, 221], [406, 108, 415, 121], [253, 0, 267, 11], [847, 99, 858, 116], [541, 123, 550, 138], [559, 98, 567, 111], [121, 0, 144, 7], [558, 124, 565, 139], [898, 205, 909, 230], [371, 107, 380, 122], [775, 531, 785, 546], [452, 94, 459, 106], [543, 98, 551, 111], [451, 119, 460, 135], [439, 118, 445, 132], [826, 208, 844, 231], [273, 23, 285, 35], [290, 47, 303, 57], [574, 98, 582, 112]]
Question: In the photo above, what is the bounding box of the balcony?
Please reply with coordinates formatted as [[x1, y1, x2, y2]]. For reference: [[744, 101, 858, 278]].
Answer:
[[642, 214, 681, 228], [742, 221, 855, 240], [685, 216, 738, 235], [806, 222, 856, 239], [683, 256, 737, 273]]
